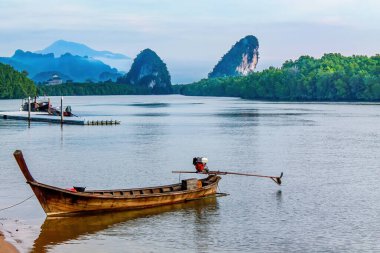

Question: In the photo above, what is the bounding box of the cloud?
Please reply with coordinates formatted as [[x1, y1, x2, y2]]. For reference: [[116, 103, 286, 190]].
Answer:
[[1, 0, 379, 33], [0, 1, 155, 33]]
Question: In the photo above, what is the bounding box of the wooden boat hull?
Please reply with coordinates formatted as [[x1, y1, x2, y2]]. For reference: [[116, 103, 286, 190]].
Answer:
[[14, 150, 220, 217], [27, 178, 220, 217]]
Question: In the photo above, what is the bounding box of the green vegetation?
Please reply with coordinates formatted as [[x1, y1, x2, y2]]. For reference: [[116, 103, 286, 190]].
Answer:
[[0, 63, 37, 99], [37, 82, 152, 96], [177, 54, 380, 101], [3, 53, 379, 101]]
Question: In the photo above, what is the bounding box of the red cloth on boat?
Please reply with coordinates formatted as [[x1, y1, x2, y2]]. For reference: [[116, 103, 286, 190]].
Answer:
[[195, 163, 205, 173]]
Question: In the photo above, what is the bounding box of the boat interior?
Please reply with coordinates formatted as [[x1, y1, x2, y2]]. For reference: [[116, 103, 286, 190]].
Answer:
[[74, 175, 218, 197]]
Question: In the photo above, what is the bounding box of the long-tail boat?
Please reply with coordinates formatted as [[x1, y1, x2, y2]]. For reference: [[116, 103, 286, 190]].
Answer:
[[13, 150, 221, 217]]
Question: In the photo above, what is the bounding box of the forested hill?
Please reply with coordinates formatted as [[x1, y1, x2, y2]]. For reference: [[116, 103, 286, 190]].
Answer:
[[176, 54, 380, 101], [117, 48, 172, 94], [0, 63, 36, 99]]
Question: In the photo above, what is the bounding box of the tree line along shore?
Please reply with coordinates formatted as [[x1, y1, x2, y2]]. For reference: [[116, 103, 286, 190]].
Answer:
[[1, 54, 379, 101]]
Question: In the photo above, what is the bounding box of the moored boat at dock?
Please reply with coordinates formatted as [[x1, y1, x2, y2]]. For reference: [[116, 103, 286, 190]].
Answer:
[[21, 97, 74, 117]]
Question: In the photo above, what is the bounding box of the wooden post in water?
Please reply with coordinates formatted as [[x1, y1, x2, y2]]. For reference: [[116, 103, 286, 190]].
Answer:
[[60, 96, 64, 125], [28, 96, 31, 122]]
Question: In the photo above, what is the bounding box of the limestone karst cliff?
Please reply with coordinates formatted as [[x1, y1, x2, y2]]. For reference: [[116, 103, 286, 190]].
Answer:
[[208, 35, 259, 78], [118, 49, 172, 93]]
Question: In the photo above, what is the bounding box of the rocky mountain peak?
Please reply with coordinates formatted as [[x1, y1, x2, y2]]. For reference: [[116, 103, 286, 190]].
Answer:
[[119, 48, 171, 93], [208, 35, 259, 78]]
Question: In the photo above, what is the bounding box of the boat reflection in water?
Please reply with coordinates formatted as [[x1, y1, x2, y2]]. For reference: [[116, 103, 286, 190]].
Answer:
[[31, 197, 219, 253]]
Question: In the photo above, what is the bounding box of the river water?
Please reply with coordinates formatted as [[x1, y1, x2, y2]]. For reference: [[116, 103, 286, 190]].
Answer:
[[0, 95, 379, 252]]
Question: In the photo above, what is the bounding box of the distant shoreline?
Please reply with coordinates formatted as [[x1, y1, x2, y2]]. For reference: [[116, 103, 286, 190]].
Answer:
[[1, 93, 380, 103]]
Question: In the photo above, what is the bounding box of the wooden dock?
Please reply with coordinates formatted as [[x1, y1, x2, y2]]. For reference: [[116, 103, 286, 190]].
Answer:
[[0, 111, 120, 126]]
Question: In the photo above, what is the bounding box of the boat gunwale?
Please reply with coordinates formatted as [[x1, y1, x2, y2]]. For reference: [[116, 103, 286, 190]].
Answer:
[[27, 176, 220, 199]]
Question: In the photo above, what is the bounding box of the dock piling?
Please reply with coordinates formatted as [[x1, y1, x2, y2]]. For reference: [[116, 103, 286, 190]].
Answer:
[[28, 97, 31, 122], [60, 96, 64, 125]]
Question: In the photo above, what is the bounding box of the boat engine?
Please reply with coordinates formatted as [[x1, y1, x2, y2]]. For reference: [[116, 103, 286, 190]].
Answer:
[[193, 157, 209, 173]]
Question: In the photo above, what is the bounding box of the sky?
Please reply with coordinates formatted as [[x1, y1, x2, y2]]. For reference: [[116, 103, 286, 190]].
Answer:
[[0, 0, 379, 83]]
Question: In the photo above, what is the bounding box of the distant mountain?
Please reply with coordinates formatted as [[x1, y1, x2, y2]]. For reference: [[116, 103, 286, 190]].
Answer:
[[209, 35, 259, 78], [118, 49, 172, 93], [36, 40, 129, 60], [35, 40, 132, 72], [0, 50, 120, 83]]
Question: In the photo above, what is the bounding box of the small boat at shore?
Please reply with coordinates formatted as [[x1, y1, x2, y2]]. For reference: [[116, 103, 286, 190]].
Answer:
[[13, 150, 221, 217]]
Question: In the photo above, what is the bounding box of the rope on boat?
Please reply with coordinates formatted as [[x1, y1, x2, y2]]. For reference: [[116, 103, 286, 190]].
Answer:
[[0, 195, 34, 212]]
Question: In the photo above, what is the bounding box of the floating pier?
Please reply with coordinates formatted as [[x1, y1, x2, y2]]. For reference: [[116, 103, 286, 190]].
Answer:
[[0, 111, 120, 126]]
